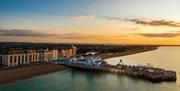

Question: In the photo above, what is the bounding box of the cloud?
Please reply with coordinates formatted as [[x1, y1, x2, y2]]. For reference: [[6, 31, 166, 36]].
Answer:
[[105, 16, 122, 21], [75, 15, 95, 20], [0, 29, 97, 39], [105, 17, 180, 27], [126, 18, 180, 27], [58, 33, 89, 39], [0, 29, 57, 37], [138, 32, 180, 38]]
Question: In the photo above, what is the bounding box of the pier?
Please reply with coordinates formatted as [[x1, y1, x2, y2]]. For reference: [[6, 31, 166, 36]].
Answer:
[[54, 57, 177, 82]]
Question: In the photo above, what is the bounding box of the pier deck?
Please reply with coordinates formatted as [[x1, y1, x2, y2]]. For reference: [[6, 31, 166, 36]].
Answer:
[[65, 63, 176, 82]]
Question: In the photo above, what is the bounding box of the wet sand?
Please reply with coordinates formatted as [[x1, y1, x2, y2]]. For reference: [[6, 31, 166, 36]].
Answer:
[[0, 64, 68, 85]]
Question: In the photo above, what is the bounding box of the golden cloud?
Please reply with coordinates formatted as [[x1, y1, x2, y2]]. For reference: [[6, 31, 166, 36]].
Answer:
[[127, 19, 180, 27], [138, 31, 180, 38], [75, 15, 95, 20], [105, 17, 180, 27]]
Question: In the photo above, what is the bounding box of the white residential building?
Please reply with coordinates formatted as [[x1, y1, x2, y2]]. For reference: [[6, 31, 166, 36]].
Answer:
[[0, 46, 77, 67], [0, 51, 39, 67]]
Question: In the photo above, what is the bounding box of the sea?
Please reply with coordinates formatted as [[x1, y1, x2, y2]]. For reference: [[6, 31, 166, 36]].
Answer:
[[0, 46, 179, 91]]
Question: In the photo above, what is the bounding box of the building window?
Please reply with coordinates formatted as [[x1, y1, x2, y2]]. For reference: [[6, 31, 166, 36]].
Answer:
[[0, 55, 1, 59], [18, 60, 20, 65], [14, 56, 17, 63], [33, 54, 34, 60], [18, 55, 20, 61], [26, 55, 28, 62], [10, 56, 13, 63], [22, 55, 24, 62], [29, 55, 32, 62], [36, 54, 38, 60], [18, 55, 21, 64], [0, 56, 2, 65]]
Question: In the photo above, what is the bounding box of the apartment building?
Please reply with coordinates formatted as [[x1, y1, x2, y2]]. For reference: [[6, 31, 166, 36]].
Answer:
[[0, 46, 77, 67]]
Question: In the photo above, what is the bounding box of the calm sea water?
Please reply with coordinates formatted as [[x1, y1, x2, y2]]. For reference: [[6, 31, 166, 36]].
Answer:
[[0, 46, 179, 91]]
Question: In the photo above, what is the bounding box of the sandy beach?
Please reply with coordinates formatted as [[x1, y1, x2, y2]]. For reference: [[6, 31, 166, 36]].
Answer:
[[0, 64, 68, 85]]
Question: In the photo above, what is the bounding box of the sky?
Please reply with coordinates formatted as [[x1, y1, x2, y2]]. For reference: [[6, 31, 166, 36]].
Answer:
[[0, 0, 180, 45]]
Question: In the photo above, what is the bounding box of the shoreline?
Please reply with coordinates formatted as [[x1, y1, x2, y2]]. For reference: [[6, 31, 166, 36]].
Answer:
[[0, 64, 69, 85], [98, 46, 158, 59], [0, 46, 158, 86]]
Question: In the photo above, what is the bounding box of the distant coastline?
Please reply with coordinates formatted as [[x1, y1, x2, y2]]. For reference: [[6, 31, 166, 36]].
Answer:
[[0, 46, 158, 85], [99, 46, 158, 59]]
